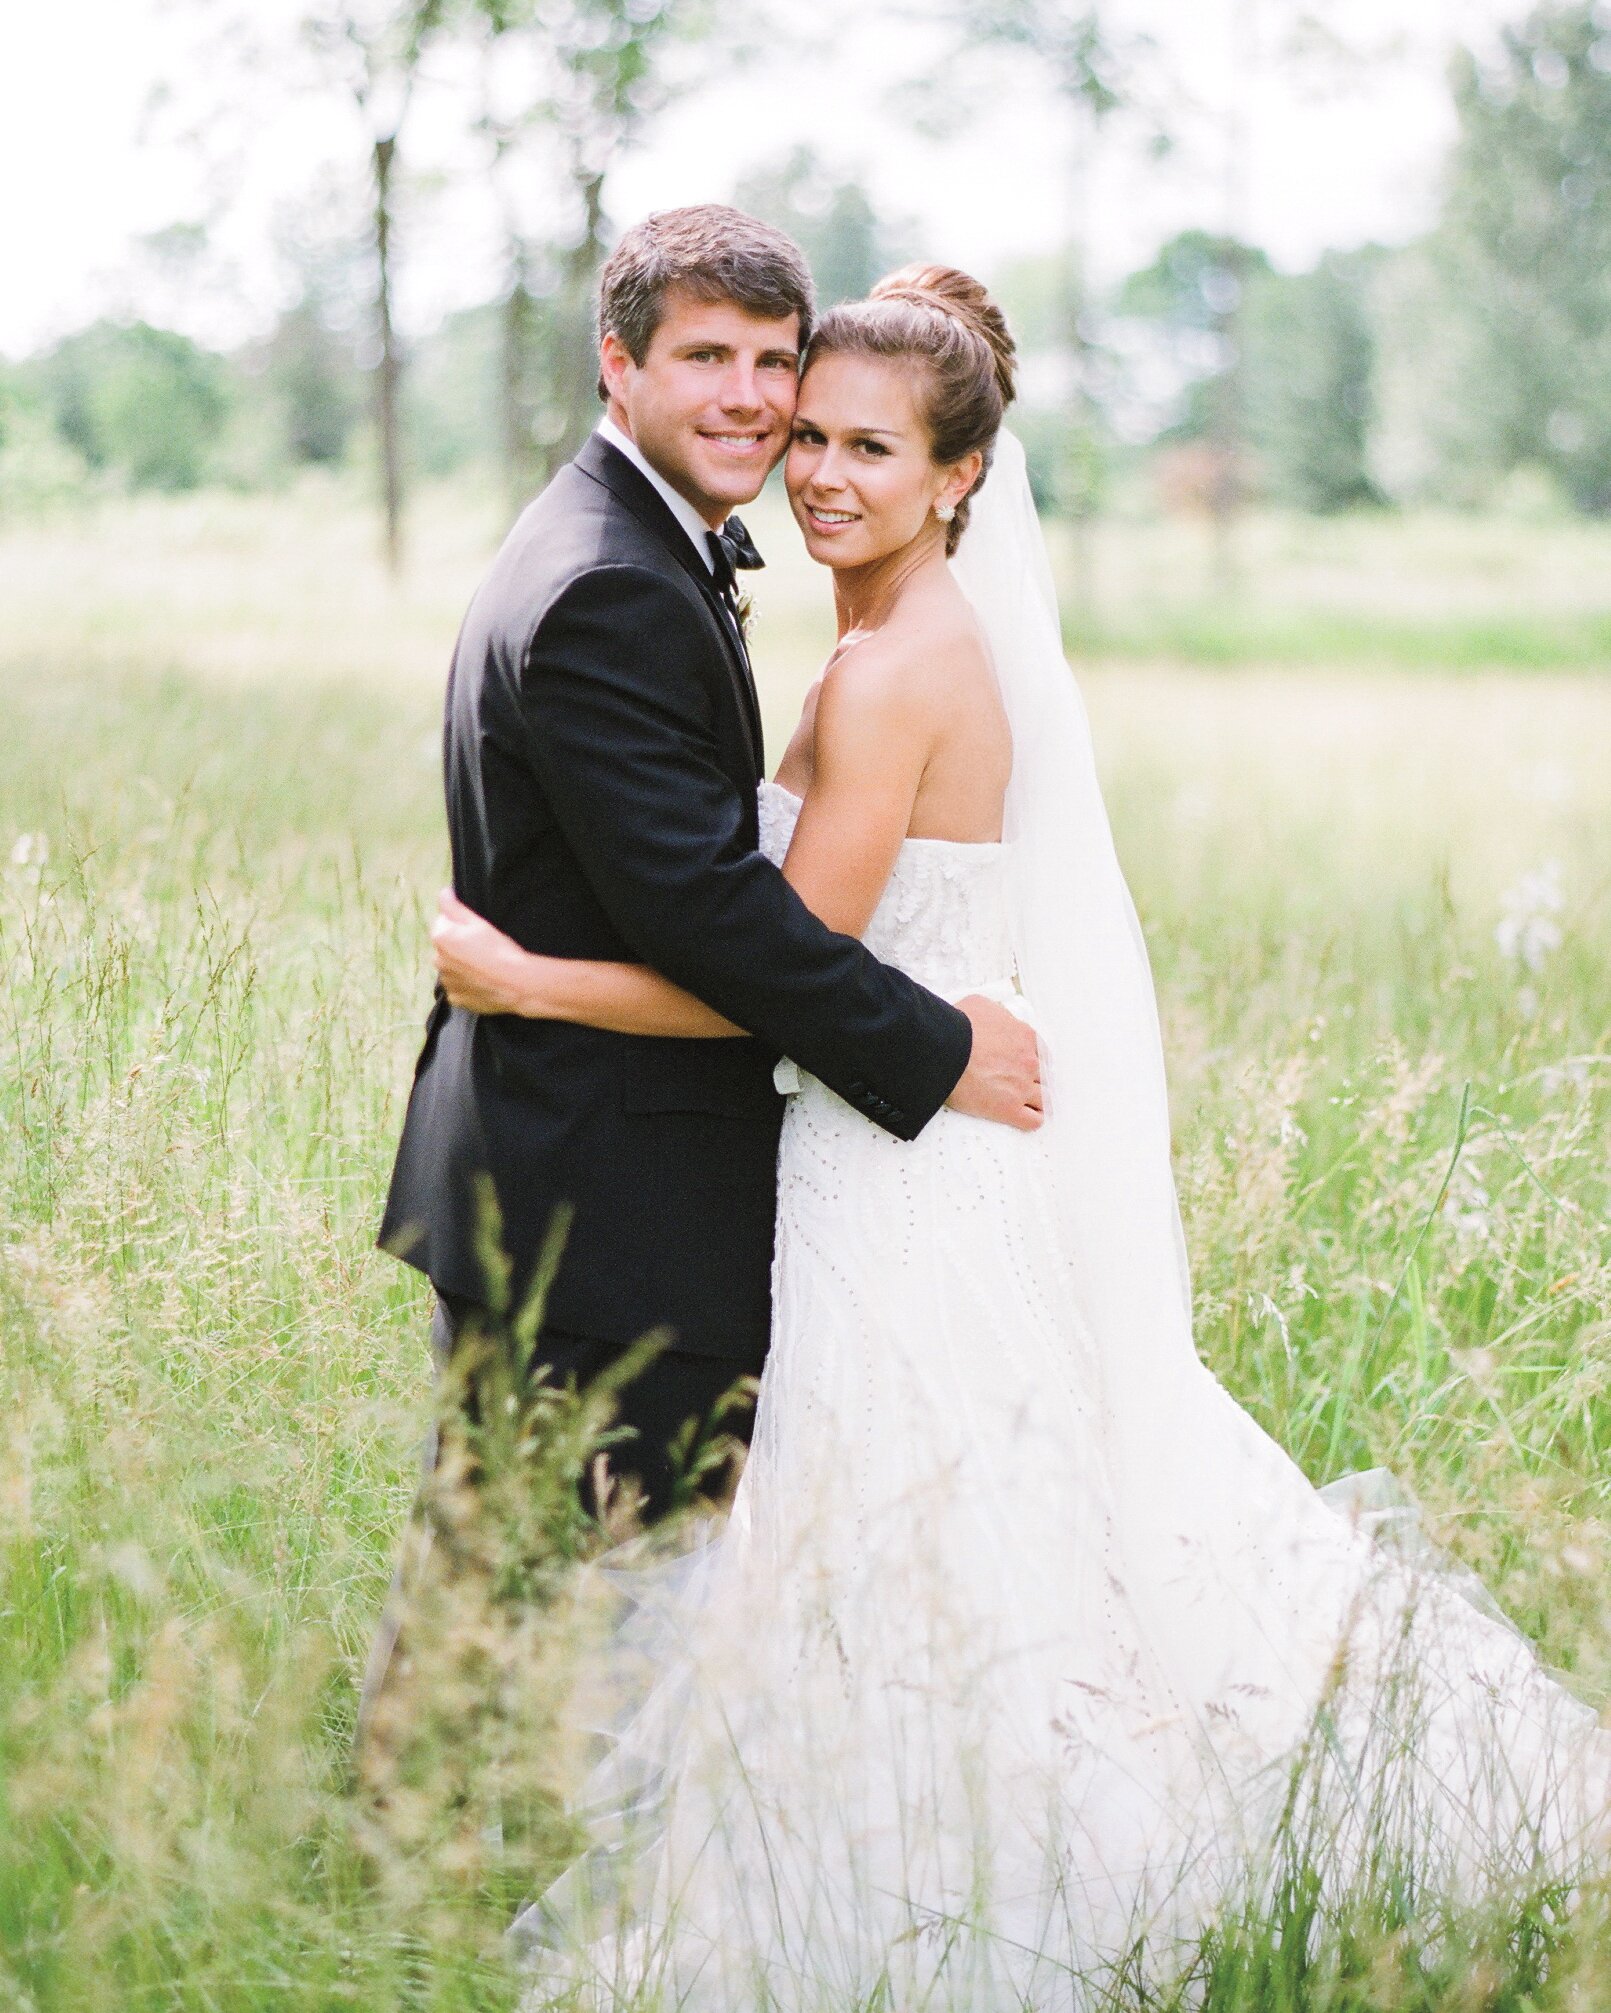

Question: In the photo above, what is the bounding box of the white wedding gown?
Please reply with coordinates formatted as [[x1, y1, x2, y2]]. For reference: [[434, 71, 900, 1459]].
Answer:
[[516, 776, 1610, 2011]]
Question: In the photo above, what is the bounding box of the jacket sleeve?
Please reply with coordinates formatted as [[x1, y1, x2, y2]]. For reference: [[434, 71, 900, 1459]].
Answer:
[[517, 564, 972, 1140]]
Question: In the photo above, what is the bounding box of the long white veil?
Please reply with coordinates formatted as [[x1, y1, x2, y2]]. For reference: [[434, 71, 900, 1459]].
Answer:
[[949, 432, 1216, 1588]]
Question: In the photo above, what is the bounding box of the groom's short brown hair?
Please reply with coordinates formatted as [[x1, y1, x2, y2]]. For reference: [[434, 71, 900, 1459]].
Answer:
[[597, 205, 815, 391]]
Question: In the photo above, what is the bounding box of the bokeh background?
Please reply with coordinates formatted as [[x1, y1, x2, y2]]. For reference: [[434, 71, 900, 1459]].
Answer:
[[1, 3, 1608, 2008]]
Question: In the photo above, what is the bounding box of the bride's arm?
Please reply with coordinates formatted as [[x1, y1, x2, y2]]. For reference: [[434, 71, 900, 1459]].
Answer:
[[431, 649, 931, 1037], [770, 645, 930, 938]]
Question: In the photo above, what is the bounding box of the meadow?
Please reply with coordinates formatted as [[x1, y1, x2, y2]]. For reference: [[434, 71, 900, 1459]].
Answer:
[[0, 476, 1608, 2009]]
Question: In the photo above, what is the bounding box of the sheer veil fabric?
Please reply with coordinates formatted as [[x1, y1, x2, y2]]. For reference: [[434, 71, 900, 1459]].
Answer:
[[952, 433, 1269, 1660], [511, 434, 1611, 2010], [953, 429, 1610, 1847], [950, 429, 1202, 1447]]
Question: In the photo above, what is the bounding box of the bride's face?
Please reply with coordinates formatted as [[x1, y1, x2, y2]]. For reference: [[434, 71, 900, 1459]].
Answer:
[[786, 353, 970, 569]]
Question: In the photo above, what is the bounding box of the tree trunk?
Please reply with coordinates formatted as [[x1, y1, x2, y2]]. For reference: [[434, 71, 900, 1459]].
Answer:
[[553, 169, 610, 468], [500, 267, 540, 513], [373, 131, 404, 576]]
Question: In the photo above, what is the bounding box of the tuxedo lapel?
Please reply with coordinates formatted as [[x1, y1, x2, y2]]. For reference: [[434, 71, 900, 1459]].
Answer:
[[574, 434, 765, 774]]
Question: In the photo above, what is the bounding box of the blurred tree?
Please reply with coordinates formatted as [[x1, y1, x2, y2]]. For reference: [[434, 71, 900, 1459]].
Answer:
[[25, 323, 232, 492], [258, 205, 368, 471], [408, 301, 504, 474], [735, 148, 911, 305], [1422, 2, 1611, 511], [990, 249, 1076, 356], [1122, 2, 1398, 558], [463, 0, 727, 508], [1242, 250, 1383, 512], [0, 372, 90, 516], [921, 3, 1143, 590], [1116, 230, 1269, 447], [303, 0, 451, 569], [261, 301, 363, 468], [1116, 234, 1384, 514]]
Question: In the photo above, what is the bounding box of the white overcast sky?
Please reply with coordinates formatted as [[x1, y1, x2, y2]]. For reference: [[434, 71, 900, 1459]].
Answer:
[[0, 0, 1524, 360]]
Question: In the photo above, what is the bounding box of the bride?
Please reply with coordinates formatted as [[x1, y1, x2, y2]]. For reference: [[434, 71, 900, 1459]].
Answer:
[[429, 266, 1609, 2005]]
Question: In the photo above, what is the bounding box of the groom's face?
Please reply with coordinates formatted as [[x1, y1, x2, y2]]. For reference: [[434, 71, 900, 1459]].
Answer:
[[601, 289, 801, 526]]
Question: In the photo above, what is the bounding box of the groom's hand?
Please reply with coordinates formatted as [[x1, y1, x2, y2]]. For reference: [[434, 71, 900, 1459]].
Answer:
[[947, 996, 1045, 1132]]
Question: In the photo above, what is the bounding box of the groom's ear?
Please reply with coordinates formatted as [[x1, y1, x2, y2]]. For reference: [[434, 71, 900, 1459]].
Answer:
[[599, 331, 633, 410]]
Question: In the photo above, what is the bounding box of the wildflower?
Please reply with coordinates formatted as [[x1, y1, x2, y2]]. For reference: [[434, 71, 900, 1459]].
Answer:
[[1495, 859, 1564, 973], [8, 831, 47, 869]]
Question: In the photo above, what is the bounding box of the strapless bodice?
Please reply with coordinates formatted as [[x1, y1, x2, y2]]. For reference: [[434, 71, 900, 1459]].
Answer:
[[758, 779, 1014, 998]]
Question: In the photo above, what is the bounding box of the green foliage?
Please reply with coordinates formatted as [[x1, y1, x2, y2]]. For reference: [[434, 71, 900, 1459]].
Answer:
[[1242, 252, 1384, 514], [465, 0, 727, 482], [1405, 2, 1611, 511], [1111, 235, 1384, 514], [0, 373, 90, 515], [261, 300, 363, 468], [407, 301, 503, 477], [937, 0, 1130, 116], [735, 147, 913, 307], [24, 321, 233, 493], [1118, 229, 1271, 339], [1114, 229, 1272, 459], [992, 249, 1075, 355]]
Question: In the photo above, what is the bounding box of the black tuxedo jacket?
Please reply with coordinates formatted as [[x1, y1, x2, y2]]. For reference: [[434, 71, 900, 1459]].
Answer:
[[379, 433, 973, 1360]]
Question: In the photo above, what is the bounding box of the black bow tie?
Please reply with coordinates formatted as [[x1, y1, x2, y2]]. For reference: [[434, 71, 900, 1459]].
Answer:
[[707, 515, 764, 590]]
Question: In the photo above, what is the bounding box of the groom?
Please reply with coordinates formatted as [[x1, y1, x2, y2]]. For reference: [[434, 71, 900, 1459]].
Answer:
[[376, 204, 1039, 1535]]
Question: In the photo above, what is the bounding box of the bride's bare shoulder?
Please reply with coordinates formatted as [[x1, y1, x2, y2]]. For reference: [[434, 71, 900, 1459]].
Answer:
[[822, 589, 992, 719]]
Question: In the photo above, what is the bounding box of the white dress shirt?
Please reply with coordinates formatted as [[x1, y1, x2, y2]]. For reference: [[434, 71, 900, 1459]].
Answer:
[[595, 416, 720, 572]]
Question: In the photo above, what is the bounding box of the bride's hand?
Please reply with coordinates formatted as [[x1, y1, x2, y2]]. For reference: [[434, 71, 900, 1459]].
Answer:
[[430, 890, 549, 1017]]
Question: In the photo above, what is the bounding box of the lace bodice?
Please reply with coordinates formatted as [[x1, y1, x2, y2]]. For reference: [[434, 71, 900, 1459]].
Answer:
[[758, 779, 1015, 997]]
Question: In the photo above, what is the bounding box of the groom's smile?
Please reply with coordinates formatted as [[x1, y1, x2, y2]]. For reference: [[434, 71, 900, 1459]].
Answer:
[[700, 428, 771, 458], [599, 287, 801, 528]]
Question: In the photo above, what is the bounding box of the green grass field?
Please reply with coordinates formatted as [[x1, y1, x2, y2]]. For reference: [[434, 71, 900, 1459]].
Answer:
[[1, 481, 1608, 2008]]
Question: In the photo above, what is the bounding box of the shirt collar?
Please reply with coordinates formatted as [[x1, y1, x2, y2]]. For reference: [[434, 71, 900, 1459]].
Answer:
[[595, 416, 720, 573]]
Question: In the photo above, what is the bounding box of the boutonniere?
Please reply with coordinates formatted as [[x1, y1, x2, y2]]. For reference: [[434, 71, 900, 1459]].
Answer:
[[735, 589, 755, 642]]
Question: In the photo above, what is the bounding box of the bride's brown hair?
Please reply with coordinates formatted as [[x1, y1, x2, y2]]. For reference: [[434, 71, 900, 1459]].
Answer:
[[804, 263, 1017, 554]]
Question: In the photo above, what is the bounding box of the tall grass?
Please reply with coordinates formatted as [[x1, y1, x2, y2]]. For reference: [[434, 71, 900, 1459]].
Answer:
[[0, 490, 1607, 2007], [1048, 505, 1611, 671]]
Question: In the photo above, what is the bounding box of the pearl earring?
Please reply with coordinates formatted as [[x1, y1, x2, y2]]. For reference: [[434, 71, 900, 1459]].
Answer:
[[934, 501, 956, 524]]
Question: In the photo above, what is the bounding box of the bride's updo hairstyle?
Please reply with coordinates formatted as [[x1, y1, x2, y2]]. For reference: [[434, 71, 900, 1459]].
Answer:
[[805, 263, 1017, 555]]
